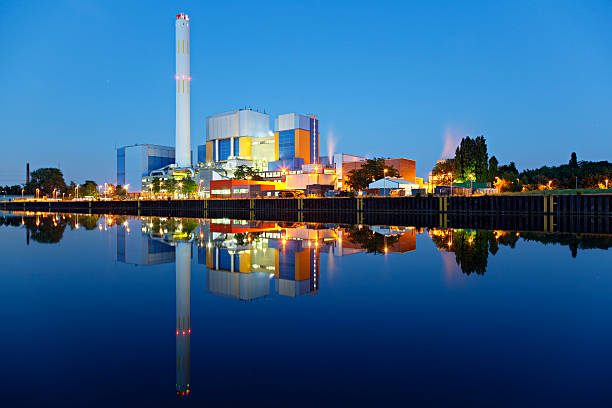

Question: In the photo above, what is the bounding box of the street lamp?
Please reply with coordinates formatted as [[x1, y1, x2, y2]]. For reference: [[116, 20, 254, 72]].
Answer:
[[21, 189, 24, 199], [383, 168, 388, 195], [448, 172, 453, 196], [75, 186, 78, 199], [36, 188, 39, 199]]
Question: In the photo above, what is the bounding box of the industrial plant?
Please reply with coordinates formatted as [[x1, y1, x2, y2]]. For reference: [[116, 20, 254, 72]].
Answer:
[[115, 12, 418, 198]]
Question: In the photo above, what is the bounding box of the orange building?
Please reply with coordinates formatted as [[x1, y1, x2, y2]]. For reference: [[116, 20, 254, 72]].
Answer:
[[210, 179, 285, 198], [342, 158, 416, 183]]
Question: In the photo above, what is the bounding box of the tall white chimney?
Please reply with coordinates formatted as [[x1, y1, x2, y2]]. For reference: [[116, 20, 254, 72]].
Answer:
[[175, 13, 191, 168]]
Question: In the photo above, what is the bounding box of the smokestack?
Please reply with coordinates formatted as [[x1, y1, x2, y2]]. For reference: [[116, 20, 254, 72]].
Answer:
[[175, 12, 191, 168], [26, 163, 30, 184]]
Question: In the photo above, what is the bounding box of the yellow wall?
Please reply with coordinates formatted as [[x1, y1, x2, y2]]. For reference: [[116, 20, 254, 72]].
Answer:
[[206, 141, 214, 163], [239, 251, 252, 273], [294, 250, 312, 281], [239, 137, 252, 159], [274, 132, 279, 161], [294, 129, 311, 164]]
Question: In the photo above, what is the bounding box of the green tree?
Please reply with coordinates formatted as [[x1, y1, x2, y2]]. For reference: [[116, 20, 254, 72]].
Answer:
[[454, 136, 489, 182], [488, 156, 498, 183], [180, 177, 198, 197], [80, 180, 99, 197], [113, 185, 128, 199], [345, 158, 400, 191], [25, 168, 67, 196], [569, 152, 578, 168], [431, 159, 457, 186], [234, 165, 263, 181], [164, 178, 177, 195], [152, 178, 161, 194]]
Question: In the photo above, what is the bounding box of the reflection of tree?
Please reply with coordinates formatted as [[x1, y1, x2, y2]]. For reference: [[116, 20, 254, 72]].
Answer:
[[0, 214, 101, 243], [430, 229, 519, 275], [25, 217, 68, 244], [67, 215, 100, 230], [519, 232, 612, 258], [234, 232, 263, 246], [150, 217, 198, 238], [345, 226, 400, 254]]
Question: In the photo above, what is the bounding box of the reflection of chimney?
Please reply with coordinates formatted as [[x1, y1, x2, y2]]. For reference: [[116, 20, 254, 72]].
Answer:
[[26, 163, 30, 184], [176, 242, 191, 397]]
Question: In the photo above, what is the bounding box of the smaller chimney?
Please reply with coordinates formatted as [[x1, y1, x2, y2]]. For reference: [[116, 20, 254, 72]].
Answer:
[[26, 163, 30, 184]]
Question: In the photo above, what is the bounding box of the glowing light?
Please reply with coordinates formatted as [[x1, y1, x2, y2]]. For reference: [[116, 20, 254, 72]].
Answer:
[[182, 330, 185, 336], [176, 330, 179, 336], [188, 328, 191, 334], [384, 246, 388, 253]]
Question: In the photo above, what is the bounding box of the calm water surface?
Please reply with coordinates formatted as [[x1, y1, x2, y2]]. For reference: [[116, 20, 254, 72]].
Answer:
[[1, 212, 611, 407]]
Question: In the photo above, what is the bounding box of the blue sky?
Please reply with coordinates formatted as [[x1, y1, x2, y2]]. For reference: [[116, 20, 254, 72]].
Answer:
[[1, 0, 610, 185]]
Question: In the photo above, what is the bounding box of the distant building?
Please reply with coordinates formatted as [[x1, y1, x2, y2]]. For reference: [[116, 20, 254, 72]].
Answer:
[[343, 157, 416, 183], [368, 178, 420, 195], [116, 144, 175, 193]]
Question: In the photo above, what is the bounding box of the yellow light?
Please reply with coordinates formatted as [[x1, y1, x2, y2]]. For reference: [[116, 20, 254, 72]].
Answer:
[[384, 246, 388, 253]]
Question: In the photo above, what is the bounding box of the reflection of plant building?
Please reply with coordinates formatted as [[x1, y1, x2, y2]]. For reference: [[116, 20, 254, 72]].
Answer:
[[198, 220, 327, 300], [116, 218, 176, 266]]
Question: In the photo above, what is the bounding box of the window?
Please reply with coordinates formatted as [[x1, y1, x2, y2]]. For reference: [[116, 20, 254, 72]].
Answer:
[[232, 188, 249, 194], [212, 189, 231, 195]]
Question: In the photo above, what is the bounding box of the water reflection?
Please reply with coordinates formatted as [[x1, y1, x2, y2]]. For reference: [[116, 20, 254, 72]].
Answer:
[[2, 211, 612, 401]]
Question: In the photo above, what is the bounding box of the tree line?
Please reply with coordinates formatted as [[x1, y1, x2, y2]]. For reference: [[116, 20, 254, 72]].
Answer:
[[432, 136, 611, 192]]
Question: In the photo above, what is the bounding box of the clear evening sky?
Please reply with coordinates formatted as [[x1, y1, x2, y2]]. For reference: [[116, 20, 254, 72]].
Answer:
[[1, 0, 610, 185]]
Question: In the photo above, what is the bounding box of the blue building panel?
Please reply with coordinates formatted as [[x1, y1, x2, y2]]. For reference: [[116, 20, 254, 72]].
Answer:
[[116, 148, 126, 186], [147, 156, 174, 175], [268, 158, 304, 171], [278, 130, 296, 160], [218, 139, 231, 161], [197, 144, 206, 164], [234, 138, 240, 157]]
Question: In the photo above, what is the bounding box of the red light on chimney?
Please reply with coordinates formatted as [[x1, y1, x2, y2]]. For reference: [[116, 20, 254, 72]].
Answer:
[[182, 330, 185, 336], [188, 328, 191, 334], [176, 14, 181, 19], [176, 330, 179, 336], [186, 389, 190, 394]]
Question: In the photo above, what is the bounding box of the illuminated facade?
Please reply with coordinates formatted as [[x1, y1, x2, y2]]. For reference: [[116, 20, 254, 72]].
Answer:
[[270, 113, 320, 170], [204, 109, 272, 163]]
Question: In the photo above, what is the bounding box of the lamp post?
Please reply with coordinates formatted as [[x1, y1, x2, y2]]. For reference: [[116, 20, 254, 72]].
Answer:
[[75, 186, 78, 199], [383, 168, 388, 196], [21, 189, 24, 199], [448, 172, 453, 196], [36, 188, 39, 199], [606, 179, 609, 189]]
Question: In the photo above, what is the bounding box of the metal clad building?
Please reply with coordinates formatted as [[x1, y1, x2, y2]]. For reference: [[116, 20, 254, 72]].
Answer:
[[272, 113, 319, 169], [204, 109, 271, 162], [116, 144, 175, 193]]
